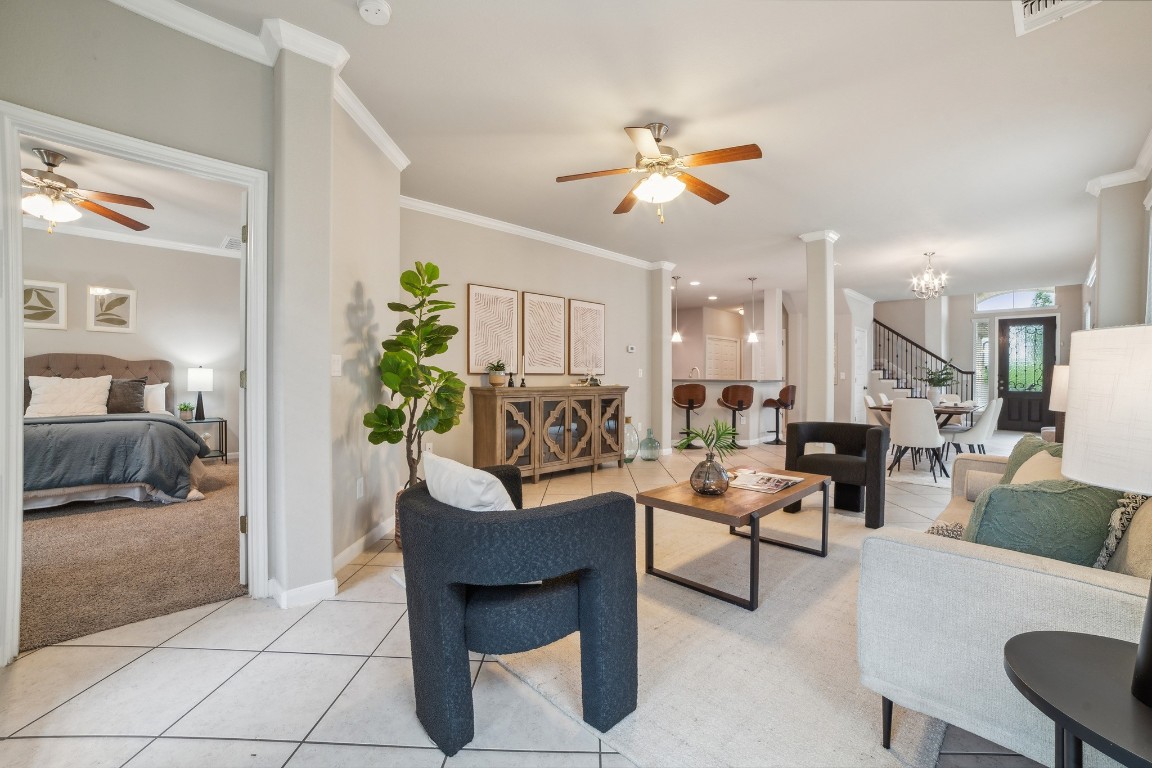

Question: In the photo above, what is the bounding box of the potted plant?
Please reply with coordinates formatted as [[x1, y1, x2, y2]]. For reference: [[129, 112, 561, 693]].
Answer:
[[178, 402, 194, 421], [364, 261, 465, 547], [676, 419, 739, 495], [916, 360, 957, 404], [486, 359, 508, 387]]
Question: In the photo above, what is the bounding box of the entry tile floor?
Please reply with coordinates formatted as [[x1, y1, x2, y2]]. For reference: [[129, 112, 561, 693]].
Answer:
[[1, 433, 1036, 768]]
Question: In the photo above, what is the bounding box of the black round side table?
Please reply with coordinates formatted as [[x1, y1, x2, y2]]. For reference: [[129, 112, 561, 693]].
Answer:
[[1004, 631, 1152, 768]]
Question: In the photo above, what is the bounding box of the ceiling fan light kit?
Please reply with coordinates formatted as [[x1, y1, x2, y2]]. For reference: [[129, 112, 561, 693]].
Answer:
[[910, 251, 948, 300], [20, 147, 155, 233], [633, 172, 686, 204], [21, 192, 81, 226]]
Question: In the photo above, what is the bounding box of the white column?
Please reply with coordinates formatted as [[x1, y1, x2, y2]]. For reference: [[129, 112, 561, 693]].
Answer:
[[923, 297, 948, 358], [650, 264, 674, 453], [800, 230, 839, 421]]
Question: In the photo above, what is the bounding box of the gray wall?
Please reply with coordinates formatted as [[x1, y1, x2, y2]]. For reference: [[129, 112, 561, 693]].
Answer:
[[330, 107, 403, 559], [1095, 181, 1148, 328], [399, 208, 656, 465], [22, 231, 242, 447], [872, 298, 926, 348]]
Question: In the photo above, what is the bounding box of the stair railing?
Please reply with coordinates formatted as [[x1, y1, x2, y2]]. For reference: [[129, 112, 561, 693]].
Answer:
[[873, 319, 976, 423]]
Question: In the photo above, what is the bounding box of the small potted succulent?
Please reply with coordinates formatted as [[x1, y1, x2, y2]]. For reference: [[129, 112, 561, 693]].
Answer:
[[486, 359, 508, 387], [677, 419, 739, 495], [178, 402, 195, 421]]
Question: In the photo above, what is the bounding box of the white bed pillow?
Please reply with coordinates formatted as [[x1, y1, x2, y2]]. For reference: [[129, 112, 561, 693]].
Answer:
[[422, 452, 515, 512], [25, 375, 112, 417], [144, 382, 169, 413]]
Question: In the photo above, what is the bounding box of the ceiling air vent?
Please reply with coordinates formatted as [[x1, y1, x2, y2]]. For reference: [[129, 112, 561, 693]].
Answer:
[[1012, 0, 1101, 36], [220, 235, 244, 252]]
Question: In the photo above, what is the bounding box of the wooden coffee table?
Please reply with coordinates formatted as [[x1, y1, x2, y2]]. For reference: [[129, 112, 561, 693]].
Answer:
[[636, 470, 831, 611]]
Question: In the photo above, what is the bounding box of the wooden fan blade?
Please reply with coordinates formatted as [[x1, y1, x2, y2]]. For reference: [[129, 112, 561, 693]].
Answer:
[[625, 126, 663, 158], [679, 173, 729, 205], [75, 189, 154, 209], [74, 198, 150, 231], [679, 144, 762, 167], [613, 180, 645, 214], [556, 167, 633, 183]]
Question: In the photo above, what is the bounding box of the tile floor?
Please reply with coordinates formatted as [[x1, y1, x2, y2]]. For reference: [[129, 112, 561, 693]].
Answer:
[[1, 433, 1037, 768]]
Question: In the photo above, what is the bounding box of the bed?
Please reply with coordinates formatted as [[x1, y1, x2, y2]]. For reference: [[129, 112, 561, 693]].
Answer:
[[22, 354, 211, 510]]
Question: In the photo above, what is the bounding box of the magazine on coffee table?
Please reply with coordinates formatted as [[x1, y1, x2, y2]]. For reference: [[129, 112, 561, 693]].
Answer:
[[728, 468, 805, 494]]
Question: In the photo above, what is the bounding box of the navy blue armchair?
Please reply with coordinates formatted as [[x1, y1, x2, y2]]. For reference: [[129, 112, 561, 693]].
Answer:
[[398, 464, 638, 756]]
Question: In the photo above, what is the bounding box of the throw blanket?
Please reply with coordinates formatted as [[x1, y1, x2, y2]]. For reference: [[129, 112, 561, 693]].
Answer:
[[24, 413, 211, 499]]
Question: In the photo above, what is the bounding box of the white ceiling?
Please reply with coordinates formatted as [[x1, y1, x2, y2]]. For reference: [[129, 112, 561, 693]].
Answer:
[[142, 2, 1152, 304]]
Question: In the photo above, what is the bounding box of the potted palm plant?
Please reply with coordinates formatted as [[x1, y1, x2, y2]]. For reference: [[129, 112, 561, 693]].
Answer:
[[364, 261, 465, 547], [677, 419, 739, 495]]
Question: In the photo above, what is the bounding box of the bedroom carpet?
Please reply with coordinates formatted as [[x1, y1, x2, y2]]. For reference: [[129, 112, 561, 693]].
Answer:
[[20, 461, 246, 651]]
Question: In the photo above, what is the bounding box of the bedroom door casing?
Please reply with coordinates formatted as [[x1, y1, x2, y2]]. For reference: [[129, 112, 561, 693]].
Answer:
[[0, 99, 271, 663]]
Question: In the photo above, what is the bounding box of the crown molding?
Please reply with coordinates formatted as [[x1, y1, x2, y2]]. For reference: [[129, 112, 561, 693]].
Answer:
[[260, 19, 349, 72], [1087, 125, 1152, 197], [651, 261, 677, 271], [799, 230, 841, 243], [106, 0, 273, 65], [399, 196, 659, 270], [22, 217, 238, 258], [842, 287, 876, 305], [333, 79, 409, 172]]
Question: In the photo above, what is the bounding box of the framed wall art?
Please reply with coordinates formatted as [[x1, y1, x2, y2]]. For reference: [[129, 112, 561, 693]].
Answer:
[[568, 299, 605, 376], [522, 291, 565, 374], [467, 283, 519, 374], [23, 280, 67, 330], [86, 286, 137, 333]]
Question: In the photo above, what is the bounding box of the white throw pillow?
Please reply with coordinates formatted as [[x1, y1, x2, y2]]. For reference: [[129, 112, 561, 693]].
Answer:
[[1010, 451, 1064, 485], [25, 375, 112, 417], [422, 452, 516, 512], [144, 382, 169, 413]]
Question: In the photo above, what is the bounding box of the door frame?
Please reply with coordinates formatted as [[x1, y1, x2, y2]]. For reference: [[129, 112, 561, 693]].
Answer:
[[992, 312, 1060, 431], [0, 99, 270, 662]]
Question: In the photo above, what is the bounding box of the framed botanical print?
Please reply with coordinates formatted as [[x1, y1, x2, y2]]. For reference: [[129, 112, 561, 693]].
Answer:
[[467, 283, 519, 374], [522, 291, 565, 374], [23, 280, 67, 330], [568, 299, 605, 376], [87, 286, 137, 333]]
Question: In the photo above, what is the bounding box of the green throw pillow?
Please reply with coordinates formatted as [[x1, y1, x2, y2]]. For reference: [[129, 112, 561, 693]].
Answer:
[[1000, 434, 1063, 484], [963, 479, 1121, 566]]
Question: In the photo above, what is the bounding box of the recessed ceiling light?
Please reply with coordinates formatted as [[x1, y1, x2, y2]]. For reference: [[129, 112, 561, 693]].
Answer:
[[689, 281, 701, 286], [708, 296, 718, 301]]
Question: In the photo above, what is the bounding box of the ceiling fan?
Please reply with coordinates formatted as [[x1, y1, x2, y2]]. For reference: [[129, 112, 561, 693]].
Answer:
[[21, 148, 154, 232], [556, 123, 761, 221]]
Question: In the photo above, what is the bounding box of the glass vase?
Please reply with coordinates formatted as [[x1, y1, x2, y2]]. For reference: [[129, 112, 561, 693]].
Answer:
[[690, 453, 730, 495], [623, 417, 640, 464], [638, 428, 661, 461]]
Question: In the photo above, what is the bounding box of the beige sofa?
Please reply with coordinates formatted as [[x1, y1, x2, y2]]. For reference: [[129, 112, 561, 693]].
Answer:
[[858, 454, 1150, 767]]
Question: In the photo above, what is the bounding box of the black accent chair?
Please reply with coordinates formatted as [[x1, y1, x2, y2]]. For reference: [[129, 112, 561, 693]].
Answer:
[[784, 422, 889, 529], [398, 465, 638, 756]]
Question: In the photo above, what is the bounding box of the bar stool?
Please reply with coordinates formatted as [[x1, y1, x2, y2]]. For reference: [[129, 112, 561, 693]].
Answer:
[[717, 384, 755, 450], [672, 383, 706, 449], [762, 385, 797, 446]]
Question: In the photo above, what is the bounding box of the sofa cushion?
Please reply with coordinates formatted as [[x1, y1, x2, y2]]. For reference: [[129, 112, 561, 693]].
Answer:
[[1010, 451, 1063, 485], [1001, 434, 1063, 484], [964, 479, 1121, 566], [422, 452, 515, 512], [1106, 496, 1152, 579], [965, 470, 1003, 502]]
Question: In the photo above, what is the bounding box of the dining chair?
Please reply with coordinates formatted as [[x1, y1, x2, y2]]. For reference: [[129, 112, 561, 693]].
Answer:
[[941, 398, 1002, 457], [938, 393, 962, 405], [879, 393, 892, 406], [864, 395, 890, 428], [888, 398, 949, 481]]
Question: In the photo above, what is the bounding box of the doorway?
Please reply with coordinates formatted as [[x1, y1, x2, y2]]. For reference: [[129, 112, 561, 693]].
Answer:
[[996, 316, 1057, 431], [0, 99, 270, 662]]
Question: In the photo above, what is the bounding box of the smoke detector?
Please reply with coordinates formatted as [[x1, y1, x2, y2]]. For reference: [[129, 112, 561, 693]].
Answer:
[[358, 0, 392, 26]]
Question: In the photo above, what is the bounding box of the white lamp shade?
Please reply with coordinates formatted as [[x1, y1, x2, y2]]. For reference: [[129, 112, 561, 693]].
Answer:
[[187, 367, 214, 392], [1061, 326, 1152, 495], [1048, 365, 1069, 413]]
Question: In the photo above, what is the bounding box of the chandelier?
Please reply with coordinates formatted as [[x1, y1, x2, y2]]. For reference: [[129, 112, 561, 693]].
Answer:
[[910, 252, 947, 300]]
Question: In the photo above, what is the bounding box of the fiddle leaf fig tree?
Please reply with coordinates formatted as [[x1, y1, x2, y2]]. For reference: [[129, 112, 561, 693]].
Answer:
[[364, 261, 465, 489]]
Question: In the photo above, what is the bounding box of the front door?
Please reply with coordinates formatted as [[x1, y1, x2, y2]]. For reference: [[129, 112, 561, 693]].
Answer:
[[997, 316, 1056, 431]]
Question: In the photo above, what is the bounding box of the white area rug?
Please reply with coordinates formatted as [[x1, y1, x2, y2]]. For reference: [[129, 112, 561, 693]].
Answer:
[[498, 506, 945, 768], [884, 449, 958, 489]]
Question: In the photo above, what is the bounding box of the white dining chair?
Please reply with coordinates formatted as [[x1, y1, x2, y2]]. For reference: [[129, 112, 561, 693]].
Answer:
[[879, 393, 892, 406], [941, 398, 1002, 457], [864, 394, 890, 427], [888, 398, 949, 481]]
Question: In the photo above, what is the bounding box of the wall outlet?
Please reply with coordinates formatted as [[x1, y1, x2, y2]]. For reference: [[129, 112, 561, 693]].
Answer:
[[638, 368, 643, 378], [331, 354, 343, 376], [355, 477, 364, 499], [626, 344, 636, 353]]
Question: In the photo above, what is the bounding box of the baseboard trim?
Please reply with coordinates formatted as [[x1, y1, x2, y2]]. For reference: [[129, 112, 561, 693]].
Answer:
[[333, 517, 395, 572], [268, 577, 337, 609]]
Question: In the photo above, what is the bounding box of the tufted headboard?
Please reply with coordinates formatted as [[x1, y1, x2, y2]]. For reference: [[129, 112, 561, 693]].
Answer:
[[23, 354, 175, 414]]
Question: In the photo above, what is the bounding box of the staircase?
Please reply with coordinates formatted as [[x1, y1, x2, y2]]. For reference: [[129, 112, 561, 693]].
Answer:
[[872, 319, 975, 405]]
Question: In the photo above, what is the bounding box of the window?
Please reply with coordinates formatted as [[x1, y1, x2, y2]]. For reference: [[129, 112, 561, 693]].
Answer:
[[972, 319, 991, 407], [975, 288, 1055, 312]]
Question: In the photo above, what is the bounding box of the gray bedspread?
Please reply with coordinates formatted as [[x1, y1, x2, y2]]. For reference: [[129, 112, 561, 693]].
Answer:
[[24, 413, 211, 499]]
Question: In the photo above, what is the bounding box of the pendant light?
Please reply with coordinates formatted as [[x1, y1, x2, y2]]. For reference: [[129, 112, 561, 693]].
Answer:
[[747, 277, 759, 344], [671, 275, 683, 343]]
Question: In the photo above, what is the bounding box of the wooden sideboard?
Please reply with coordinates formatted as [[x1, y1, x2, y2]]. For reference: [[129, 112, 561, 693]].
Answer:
[[471, 385, 628, 483]]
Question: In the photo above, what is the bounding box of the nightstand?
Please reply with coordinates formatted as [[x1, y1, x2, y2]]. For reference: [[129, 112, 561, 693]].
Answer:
[[187, 417, 228, 464]]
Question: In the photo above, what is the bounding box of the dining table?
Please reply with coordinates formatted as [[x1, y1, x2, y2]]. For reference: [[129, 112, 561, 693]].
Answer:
[[869, 401, 977, 427]]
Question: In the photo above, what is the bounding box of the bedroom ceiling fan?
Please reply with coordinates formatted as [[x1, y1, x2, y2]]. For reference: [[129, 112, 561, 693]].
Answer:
[[556, 123, 762, 223], [20, 148, 154, 233]]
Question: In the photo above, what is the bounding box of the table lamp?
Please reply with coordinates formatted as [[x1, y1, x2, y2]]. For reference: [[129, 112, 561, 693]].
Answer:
[[187, 366, 214, 421], [1061, 324, 1152, 706], [1048, 364, 1069, 443]]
